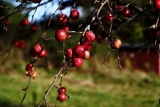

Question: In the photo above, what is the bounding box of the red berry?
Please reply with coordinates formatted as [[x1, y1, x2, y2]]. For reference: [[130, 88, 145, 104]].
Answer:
[[105, 13, 113, 21], [38, 49, 47, 58], [31, 0, 42, 3], [55, 29, 67, 42], [14, 41, 20, 47], [57, 93, 67, 102], [58, 87, 67, 94], [58, 14, 68, 24], [72, 57, 83, 67], [81, 40, 92, 51], [61, 25, 69, 32], [70, 9, 80, 20], [65, 48, 73, 59], [117, 5, 124, 12], [155, 0, 160, 9], [31, 25, 38, 31], [29, 48, 37, 57], [122, 8, 132, 17], [83, 51, 90, 59], [33, 44, 42, 54], [19, 43, 25, 49], [84, 30, 95, 42], [74, 45, 85, 57], [20, 19, 30, 27], [5, 20, 10, 26], [25, 63, 34, 71]]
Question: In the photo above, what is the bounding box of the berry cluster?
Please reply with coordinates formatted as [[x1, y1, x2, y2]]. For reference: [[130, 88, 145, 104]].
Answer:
[[57, 87, 67, 102]]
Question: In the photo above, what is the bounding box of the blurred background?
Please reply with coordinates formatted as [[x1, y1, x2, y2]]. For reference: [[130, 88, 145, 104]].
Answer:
[[0, 0, 160, 107]]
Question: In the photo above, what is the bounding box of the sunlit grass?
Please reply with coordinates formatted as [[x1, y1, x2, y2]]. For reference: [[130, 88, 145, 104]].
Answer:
[[0, 62, 160, 107]]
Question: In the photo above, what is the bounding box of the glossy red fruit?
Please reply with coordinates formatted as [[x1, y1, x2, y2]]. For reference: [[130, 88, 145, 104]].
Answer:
[[74, 45, 85, 57], [31, 0, 42, 3], [61, 25, 69, 32], [58, 14, 68, 24], [117, 5, 124, 12], [5, 20, 10, 26], [83, 51, 90, 59], [31, 25, 38, 31], [25, 63, 34, 71], [105, 13, 113, 21], [81, 40, 92, 51], [155, 0, 160, 9], [65, 48, 73, 59], [20, 19, 30, 27], [30, 48, 37, 57], [113, 39, 121, 49], [55, 29, 67, 42], [58, 87, 67, 94], [33, 44, 42, 54], [70, 9, 80, 20], [14, 41, 20, 47], [57, 93, 67, 102], [72, 57, 83, 67], [84, 30, 95, 42], [123, 8, 132, 17], [19, 43, 25, 49], [38, 49, 47, 58]]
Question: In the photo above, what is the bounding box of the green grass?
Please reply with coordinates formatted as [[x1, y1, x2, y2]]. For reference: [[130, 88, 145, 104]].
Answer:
[[0, 66, 160, 107]]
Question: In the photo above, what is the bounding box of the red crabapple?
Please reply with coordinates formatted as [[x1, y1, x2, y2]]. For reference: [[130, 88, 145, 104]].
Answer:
[[105, 13, 113, 21], [58, 87, 67, 94], [33, 44, 42, 54], [74, 45, 85, 57], [155, 0, 160, 9], [84, 30, 95, 42], [58, 14, 68, 24], [5, 20, 10, 26], [70, 9, 80, 20], [57, 93, 67, 102], [20, 19, 30, 27], [38, 49, 47, 58], [65, 48, 73, 59], [72, 57, 83, 67], [81, 40, 92, 51], [55, 29, 67, 42]]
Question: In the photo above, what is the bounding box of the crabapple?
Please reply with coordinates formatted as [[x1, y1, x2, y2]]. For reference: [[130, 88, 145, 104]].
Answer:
[[81, 40, 92, 51], [55, 29, 67, 42], [38, 49, 47, 58], [20, 19, 30, 27], [58, 87, 67, 94], [5, 20, 10, 26], [72, 57, 83, 67], [29, 48, 37, 57], [14, 41, 20, 47], [70, 9, 80, 20], [58, 14, 68, 24], [25, 63, 34, 71], [155, 0, 160, 9], [31, 25, 38, 31], [65, 48, 73, 59], [57, 93, 67, 102], [74, 45, 85, 57], [105, 13, 113, 21], [84, 30, 95, 42], [33, 44, 42, 54]]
